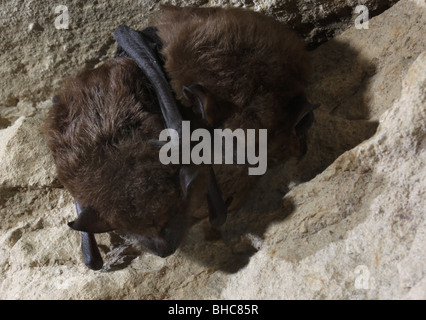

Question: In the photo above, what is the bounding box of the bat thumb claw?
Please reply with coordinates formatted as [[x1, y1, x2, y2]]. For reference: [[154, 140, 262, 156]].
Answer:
[[148, 139, 167, 149]]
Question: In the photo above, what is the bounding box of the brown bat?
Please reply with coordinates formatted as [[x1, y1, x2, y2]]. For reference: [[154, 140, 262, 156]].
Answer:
[[44, 5, 317, 270]]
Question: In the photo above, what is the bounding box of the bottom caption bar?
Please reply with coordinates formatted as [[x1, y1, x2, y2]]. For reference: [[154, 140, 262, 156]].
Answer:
[[167, 303, 259, 316]]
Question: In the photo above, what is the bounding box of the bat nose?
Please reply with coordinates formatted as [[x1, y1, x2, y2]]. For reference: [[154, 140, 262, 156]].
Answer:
[[137, 235, 180, 258]]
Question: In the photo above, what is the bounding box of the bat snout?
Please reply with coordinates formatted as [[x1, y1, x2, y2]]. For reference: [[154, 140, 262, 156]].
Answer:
[[135, 209, 189, 258]]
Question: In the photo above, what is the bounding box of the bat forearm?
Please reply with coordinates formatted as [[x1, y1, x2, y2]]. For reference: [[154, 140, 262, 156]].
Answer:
[[75, 201, 103, 270]]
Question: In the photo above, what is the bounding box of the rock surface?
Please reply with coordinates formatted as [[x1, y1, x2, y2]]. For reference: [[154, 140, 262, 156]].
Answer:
[[0, 0, 397, 121], [0, 0, 425, 299]]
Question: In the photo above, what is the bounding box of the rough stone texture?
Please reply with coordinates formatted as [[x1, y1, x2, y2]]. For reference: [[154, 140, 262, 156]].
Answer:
[[0, 0, 425, 299], [218, 0, 400, 48], [223, 53, 426, 299], [0, 0, 397, 121]]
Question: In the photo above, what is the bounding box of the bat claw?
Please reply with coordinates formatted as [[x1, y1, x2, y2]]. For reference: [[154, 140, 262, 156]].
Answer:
[[148, 139, 167, 148]]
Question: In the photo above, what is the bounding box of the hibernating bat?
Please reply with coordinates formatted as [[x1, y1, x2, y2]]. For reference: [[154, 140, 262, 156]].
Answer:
[[44, 5, 317, 270]]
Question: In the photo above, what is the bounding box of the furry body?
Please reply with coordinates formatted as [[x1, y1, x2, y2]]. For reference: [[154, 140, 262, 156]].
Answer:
[[44, 6, 312, 259]]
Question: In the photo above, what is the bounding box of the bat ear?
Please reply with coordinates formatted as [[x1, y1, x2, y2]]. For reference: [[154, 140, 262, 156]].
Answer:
[[182, 84, 216, 125], [290, 94, 320, 129], [68, 206, 113, 234], [179, 166, 200, 198], [182, 84, 235, 126]]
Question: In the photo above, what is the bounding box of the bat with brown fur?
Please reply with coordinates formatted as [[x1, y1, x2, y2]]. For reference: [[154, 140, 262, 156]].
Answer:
[[44, 5, 317, 270]]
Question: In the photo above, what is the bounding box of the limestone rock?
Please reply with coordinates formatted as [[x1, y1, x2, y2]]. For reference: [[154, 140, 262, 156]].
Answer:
[[216, 0, 400, 47], [221, 50, 426, 299], [0, 0, 425, 299]]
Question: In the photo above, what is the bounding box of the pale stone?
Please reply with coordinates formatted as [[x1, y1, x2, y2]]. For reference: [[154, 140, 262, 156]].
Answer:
[[221, 50, 426, 299]]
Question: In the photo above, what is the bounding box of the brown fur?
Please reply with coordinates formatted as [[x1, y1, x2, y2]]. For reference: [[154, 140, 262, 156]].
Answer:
[[154, 5, 310, 162], [44, 6, 312, 256], [44, 58, 208, 240]]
